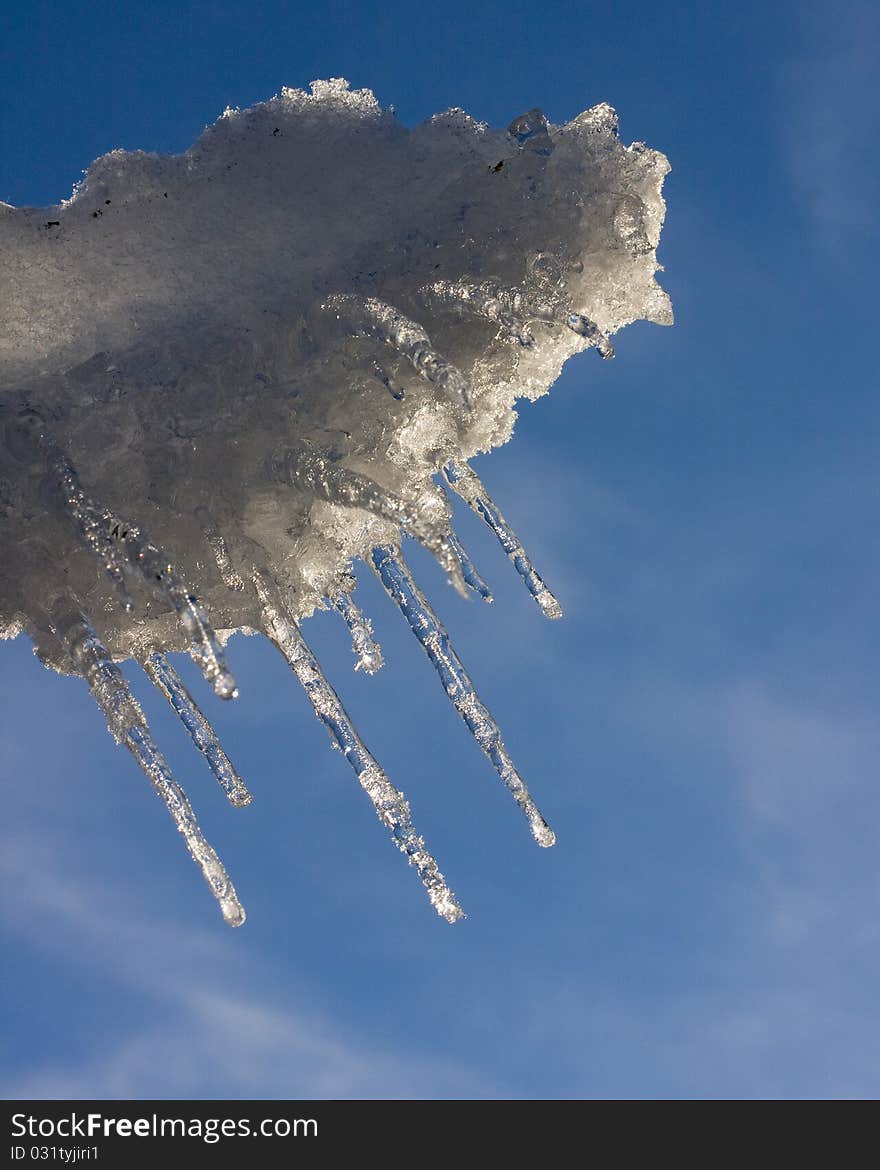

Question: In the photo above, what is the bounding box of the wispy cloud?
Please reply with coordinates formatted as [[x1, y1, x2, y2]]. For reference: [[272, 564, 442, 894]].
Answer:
[[0, 826, 495, 1100], [781, 1, 880, 258]]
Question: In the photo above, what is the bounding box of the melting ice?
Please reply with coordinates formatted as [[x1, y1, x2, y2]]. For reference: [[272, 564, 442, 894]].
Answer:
[[0, 79, 671, 924]]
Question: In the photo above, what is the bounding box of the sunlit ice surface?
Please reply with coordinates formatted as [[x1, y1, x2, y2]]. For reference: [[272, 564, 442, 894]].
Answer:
[[0, 79, 671, 925]]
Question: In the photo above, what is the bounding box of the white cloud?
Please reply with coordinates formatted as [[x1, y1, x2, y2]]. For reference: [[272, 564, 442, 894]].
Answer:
[[782, 1, 880, 257], [723, 682, 879, 828], [0, 828, 495, 1100]]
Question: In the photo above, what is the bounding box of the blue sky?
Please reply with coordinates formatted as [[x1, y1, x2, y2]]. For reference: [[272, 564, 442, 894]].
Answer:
[[1, 0, 879, 1099]]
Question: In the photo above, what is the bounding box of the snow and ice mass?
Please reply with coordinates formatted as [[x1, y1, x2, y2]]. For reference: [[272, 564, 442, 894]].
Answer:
[[0, 79, 672, 925]]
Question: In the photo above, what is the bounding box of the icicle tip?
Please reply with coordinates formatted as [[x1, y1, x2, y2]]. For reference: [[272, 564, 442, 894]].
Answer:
[[212, 668, 239, 700]]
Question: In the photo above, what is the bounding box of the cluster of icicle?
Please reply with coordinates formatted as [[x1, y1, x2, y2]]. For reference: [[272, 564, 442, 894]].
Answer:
[[0, 80, 671, 925]]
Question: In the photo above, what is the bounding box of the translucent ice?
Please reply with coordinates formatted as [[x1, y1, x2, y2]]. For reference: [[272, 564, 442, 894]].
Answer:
[[0, 80, 671, 924], [254, 572, 463, 922], [370, 544, 555, 846], [142, 651, 252, 808]]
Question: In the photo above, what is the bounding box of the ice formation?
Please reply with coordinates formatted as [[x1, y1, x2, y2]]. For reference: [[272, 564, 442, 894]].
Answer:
[[0, 80, 671, 925]]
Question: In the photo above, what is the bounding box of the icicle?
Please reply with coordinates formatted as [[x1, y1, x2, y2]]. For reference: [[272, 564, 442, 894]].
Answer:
[[110, 524, 240, 700], [419, 280, 534, 345], [446, 529, 493, 603], [271, 444, 412, 526], [330, 589, 384, 673], [270, 444, 468, 597], [142, 651, 252, 807], [566, 312, 615, 359], [323, 293, 472, 409], [59, 611, 245, 926], [178, 593, 239, 700], [15, 415, 237, 699], [419, 280, 615, 358], [11, 413, 133, 610], [195, 506, 246, 592], [443, 461, 562, 620], [370, 544, 555, 847], [253, 573, 463, 922]]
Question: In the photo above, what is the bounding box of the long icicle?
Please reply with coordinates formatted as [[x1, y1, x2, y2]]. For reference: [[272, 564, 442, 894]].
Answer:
[[253, 573, 464, 922], [329, 589, 385, 674], [443, 461, 562, 620], [142, 651, 252, 807], [15, 413, 237, 699], [58, 610, 245, 926], [370, 544, 555, 847]]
